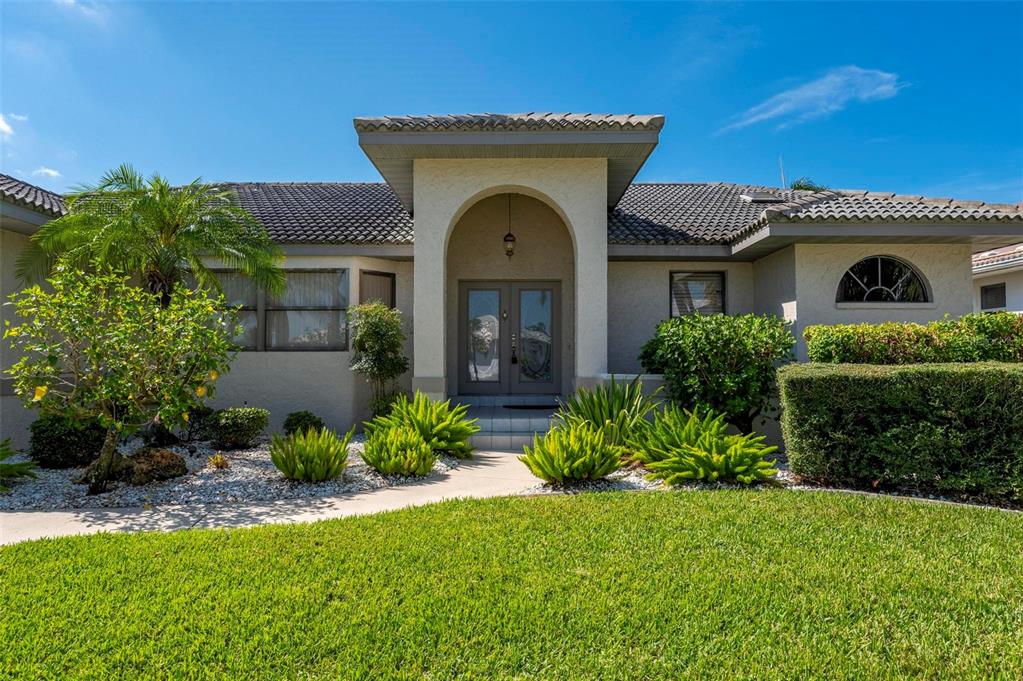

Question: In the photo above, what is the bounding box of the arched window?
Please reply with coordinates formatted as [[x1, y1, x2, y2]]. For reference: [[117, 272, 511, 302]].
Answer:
[[836, 256, 930, 303]]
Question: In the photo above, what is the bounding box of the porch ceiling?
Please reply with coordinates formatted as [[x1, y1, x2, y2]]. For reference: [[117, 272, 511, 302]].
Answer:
[[354, 113, 664, 213]]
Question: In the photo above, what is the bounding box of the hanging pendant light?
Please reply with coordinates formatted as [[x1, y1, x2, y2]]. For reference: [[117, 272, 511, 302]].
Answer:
[[503, 194, 516, 258]]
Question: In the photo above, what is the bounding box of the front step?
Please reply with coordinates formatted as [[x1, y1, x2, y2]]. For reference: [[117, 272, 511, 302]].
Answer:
[[450, 395, 562, 451]]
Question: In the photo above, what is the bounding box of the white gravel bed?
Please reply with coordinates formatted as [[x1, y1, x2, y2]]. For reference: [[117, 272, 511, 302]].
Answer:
[[523, 465, 666, 495], [0, 434, 462, 510]]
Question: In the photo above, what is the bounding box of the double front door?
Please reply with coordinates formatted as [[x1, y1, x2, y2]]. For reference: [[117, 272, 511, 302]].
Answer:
[[458, 281, 560, 395]]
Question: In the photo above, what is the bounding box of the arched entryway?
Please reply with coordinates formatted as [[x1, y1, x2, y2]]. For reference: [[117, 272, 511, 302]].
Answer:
[[445, 192, 575, 396]]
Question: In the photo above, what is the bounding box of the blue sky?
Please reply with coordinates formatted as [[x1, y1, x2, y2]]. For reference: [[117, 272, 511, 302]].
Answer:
[[2, 1, 1021, 202]]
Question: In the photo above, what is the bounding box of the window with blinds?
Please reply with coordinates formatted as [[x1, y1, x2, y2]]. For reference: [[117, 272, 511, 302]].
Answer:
[[202, 269, 350, 351], [670, 272, 725, 317]]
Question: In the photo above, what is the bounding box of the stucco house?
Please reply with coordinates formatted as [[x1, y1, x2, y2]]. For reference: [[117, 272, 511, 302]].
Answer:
[[2, 113, 1022, 448], [973, 243, 1023, 313]]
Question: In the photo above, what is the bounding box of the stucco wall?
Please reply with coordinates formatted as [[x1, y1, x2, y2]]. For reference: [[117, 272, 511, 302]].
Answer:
[[607, 261, 754, 373], [973, 268, 1023, 313], [1, 229, 35, 448], [412, 157, 608, 397], [790, 243, 974, 359], [210, 255, 413, 433], [445, 194, 575, 392], [752, 245, 797, 322]]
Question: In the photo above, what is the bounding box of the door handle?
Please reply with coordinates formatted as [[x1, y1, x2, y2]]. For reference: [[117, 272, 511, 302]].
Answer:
[[510, 333, 518, 364]]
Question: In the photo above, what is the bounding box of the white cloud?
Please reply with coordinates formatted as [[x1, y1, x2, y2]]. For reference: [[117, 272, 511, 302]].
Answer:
[[53, 0, 110, 25], [7, 113, 29, 123], [32, 166, 62, 179], [0, 114, 12, 137], [719, 66, 905, 134]]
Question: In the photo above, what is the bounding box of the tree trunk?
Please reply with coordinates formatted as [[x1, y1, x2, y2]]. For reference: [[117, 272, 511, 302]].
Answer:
[[87, 428, 123, 495]]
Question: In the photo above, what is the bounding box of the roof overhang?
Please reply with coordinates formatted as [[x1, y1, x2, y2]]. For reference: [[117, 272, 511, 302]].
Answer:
[[355, 119, 663, 213], [731, 222, 1023, 260], [0, 199, 52, 234], [973, 257, 1023, 277]]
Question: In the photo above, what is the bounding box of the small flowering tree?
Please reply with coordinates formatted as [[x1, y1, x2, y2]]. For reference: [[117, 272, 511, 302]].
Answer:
[[4, 265, 238, 493]]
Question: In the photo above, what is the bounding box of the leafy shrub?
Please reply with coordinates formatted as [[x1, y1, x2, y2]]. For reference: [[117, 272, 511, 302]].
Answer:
[[519, 423, 624, 484], [183, 405, 217, 442], [364, 392, 479, 458], [270, 428, 353, 482], [645, 433, 779, 485], [556, 376, 659, 448], [349, 302, 410, 416], [28, 414, 107, 468], [804, 312, 1023, 364], [210, 407, 269, 450], [361, 425, 435, 476], [639, 313, 795, 432], [778, 362, 1023, 501], [283, 411, 325, 436], [0, 438, 36, 492], [629, 406, 730, 465]]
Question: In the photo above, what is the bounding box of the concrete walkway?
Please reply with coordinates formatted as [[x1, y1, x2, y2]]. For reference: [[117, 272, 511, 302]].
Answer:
[[0, 451, 539, 546]]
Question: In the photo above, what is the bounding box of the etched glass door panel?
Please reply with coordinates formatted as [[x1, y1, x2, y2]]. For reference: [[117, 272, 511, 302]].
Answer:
[[516, 289, 553, 383], [466, 289, 501, 383]]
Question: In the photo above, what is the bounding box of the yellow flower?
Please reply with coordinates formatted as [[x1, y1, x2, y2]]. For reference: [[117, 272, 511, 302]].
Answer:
[[32, 385, 48, 402], [195, 385, 207, 398], [5, 326, 19, 337], [182, 412, 190, 423], [209, 370, 219, 381]]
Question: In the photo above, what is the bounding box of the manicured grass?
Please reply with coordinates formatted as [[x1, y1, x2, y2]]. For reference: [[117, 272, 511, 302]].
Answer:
[[3, 491, 1022, 679]]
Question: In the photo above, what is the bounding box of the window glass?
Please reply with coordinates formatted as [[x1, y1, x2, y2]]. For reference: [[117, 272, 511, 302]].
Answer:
[[981, 283, 1007, 310], [670, 272, 725, 316], [266, 271, 349, 350], [836, 256, 929, 303]]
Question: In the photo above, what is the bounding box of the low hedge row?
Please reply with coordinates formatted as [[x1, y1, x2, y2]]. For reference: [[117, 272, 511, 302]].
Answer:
[[803, 312, 1023, 364], [778, 362, 1023, 502]]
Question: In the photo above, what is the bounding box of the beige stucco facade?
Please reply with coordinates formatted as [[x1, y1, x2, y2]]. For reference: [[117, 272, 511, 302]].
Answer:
[[788, 243, 974, 359], [412, 158, 608, 398], [607, 261, 754, 373], [445, 193, 576, 392], [1, 229, 34, 448]]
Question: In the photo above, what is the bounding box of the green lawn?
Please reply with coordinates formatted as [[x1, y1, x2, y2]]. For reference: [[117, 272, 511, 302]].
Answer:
[[3, 491, 1022, 679]]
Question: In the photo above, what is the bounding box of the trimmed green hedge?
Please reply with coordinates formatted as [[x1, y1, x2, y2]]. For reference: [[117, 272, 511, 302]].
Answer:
[[804, 312, 1023, 364], [779, 362, 1023, 502]]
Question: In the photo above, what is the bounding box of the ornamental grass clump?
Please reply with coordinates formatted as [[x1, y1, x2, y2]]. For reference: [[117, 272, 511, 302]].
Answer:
[[270, 427, 353, 483], [364, 392, 479, 458], [361, 426, 435, 477], [519, 423, 625, 484], [555, 376, 659, 449]]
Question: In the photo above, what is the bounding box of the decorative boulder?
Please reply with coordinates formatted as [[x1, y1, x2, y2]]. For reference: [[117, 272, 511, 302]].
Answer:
[[127, 448, 188, 486], [79, 448, 188, 488]]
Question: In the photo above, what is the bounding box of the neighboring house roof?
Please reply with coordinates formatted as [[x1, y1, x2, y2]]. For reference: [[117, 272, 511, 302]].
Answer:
[[227, 182, 414, 244], [972, 242, 1023, 273], [353, 112, 665, 133], [0, 173, 67, 217]]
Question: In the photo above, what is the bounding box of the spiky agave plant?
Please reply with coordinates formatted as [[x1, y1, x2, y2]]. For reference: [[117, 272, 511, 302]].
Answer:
[[629, 405, 730, 465], [364, 391, 479, 458], [0, 439, 36, 493], [361, 425, 435, 476], [519, 423, 625, 484], [555, 376, 660, 449], [645, 432, 779, 485], [269, 427, 353, 483]]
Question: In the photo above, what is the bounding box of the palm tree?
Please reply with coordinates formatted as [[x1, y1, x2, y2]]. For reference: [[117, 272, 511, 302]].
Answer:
[[17, 164, 285, 305]]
